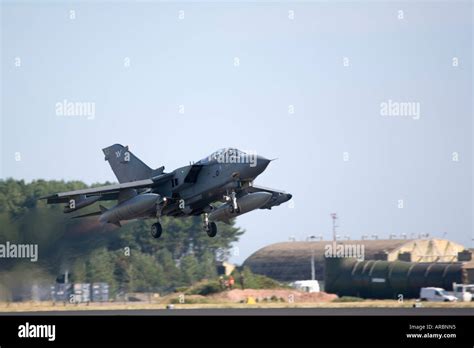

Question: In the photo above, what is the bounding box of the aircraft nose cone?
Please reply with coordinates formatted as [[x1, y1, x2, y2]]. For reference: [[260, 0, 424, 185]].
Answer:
[[256, 156, 271, 173], [238, 155, 272, 180]]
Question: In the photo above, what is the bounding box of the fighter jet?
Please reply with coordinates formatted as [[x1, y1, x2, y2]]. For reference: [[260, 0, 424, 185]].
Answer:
[[41, 144, 292, 238]]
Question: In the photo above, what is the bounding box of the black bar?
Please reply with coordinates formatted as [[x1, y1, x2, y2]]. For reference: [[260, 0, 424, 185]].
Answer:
[[0, 314, 472, 346]]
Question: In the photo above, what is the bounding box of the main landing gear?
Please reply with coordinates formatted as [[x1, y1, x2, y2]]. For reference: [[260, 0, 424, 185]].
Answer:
[[151, 222, 162, 239], [151, 214, 217, 239], [203, 213, 217, 238]]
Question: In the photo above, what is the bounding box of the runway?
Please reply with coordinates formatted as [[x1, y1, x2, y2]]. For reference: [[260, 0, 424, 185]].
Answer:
[[1, 307, 473, 316]]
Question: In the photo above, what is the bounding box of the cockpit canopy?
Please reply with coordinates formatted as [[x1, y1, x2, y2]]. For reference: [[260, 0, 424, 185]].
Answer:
[[198, 148, 247, 164]]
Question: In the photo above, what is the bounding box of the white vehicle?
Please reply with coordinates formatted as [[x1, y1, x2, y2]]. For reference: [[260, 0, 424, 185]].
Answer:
[[452, 283, 474, 302], [290, 280, 320, 293], [420, 287, 458, 302]]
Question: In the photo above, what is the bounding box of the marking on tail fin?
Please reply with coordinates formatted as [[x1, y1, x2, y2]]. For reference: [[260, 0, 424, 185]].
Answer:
[[102, 144, 153, 183]]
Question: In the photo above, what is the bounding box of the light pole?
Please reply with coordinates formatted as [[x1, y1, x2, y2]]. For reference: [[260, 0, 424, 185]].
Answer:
[[331, 213, 338, 243], [307, 235, 317, 281]]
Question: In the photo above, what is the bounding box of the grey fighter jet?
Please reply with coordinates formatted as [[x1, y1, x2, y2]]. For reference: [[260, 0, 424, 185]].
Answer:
[[41, 144, 292, 238]]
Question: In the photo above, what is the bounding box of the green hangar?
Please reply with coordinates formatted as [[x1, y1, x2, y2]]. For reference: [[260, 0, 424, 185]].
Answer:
[[243, 238, 471, 283]]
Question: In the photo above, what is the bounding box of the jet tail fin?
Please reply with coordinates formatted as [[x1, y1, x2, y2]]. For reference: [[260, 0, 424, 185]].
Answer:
[[102, 144, 153, 183]]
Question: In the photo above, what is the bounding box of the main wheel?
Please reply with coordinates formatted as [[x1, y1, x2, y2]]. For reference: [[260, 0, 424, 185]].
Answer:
[[206, 222, 217, 237], [151, 222, 162, 239]]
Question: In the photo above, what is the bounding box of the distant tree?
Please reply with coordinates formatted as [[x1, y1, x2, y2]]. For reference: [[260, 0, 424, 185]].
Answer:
[[156, 249, 181, 287], [71, 260, 87, 283], [180, 254, 200, 285], [0, 179, 245, 295], [198, 251, 218, 280], [86, 248, 117, 293], [127, 251, 164, 292]]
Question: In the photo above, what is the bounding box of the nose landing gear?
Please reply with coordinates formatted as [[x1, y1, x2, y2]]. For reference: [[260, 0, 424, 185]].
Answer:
[[230, 191, 238, 211], [225, 190, 241, 214]]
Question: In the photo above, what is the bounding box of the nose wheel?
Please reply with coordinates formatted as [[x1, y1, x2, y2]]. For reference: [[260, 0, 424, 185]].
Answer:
[[202, 213, 217, 237], [230, 191, 238, 210], [229, 205, 241, 214], [225, 190, 240, 214], [151, 222, 162, 239]]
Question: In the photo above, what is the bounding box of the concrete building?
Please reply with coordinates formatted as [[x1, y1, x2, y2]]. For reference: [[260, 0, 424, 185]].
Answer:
[[216, 261, 236, 276]]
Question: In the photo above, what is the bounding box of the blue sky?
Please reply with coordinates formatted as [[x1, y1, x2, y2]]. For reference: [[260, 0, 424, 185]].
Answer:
[[1, 1, 473, 263]]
